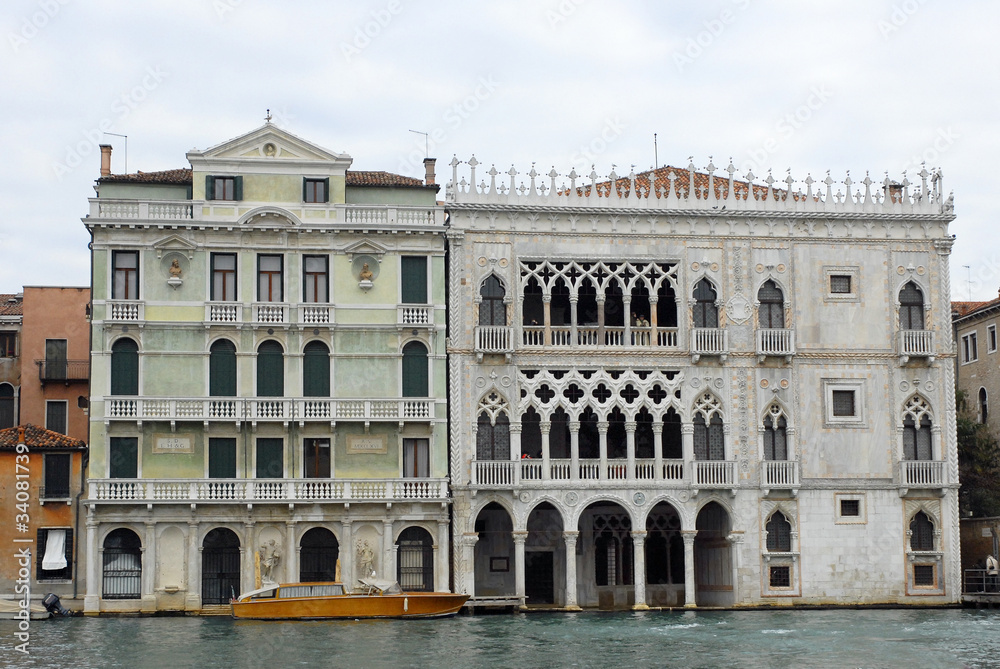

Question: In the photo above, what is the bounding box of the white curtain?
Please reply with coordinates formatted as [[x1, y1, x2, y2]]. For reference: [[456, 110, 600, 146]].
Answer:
[[42, 529, 67, 571]]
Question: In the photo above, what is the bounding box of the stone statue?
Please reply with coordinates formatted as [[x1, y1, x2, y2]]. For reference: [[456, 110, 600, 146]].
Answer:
[[259, 539, 281, 584], [169, 259, 183, 278], [359, 263, 374, 281], [357, 540, 376, 578]]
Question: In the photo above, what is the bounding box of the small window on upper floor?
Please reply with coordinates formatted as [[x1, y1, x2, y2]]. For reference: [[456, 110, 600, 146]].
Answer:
[[830, 275, 852, 294], [303, 178, 330, 203], [112, 251, 139, 300], [0, 331, 16, 357], [824, 266, 859, 302], [823, 379, 866, 426], [206, 175, 243, 201], [963, 332, 979, 364], [989, 325, 997, 353]]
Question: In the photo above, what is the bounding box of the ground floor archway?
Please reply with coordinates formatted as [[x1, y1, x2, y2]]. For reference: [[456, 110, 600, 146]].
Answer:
[[397, 526, 434, 591], [202, 528, 241, 605], [300, 527, 339, 582], [474, 502, 514, 597], [694, 501, 733, 607]]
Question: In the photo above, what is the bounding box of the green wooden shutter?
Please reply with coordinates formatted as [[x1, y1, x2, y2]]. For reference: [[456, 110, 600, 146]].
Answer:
[[110, 339, 139, 396], [209, 340, 237, 396], [401, 257, 427, 304], [206, 175, 215, 200], [109, 437, 138, 478], [44, 453, 71, 496], [234, 176, 243, 201], [256, 438, 284, 478], [302, 177, 308, 202], [302, 341, 330, 397], [402, 342, 428, 397], [322, 177, 330, 203], [209, 438, 237, 478], [256, 341, 284, 397]]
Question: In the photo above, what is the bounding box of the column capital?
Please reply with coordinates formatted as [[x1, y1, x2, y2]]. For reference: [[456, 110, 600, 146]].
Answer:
[[681, 529, 698, 545], [625, 421, 637, 432], [651, 422, 663, 434], [562, 530, 580, 539], [512, 531, 529, 545], [598, 421, 609, 433], [631, 530, 648, 539]]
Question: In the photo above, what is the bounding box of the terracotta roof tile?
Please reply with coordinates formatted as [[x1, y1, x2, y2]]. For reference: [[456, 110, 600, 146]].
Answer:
[[0, 424, 86, 451], [346, 170, 432, 188], [953, 297, 1000, 320], [0, 294, 23, 316], [99, 168, 193, 185]]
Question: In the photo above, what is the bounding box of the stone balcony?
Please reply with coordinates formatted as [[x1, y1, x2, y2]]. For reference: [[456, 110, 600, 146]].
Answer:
[[102, 396, 437, 428], [691, 327, 728, 363], [760, 460, 800, 495], [87, 477, 449, 505], [520, 325, 680, 349], [471, 458, 736, 492], [756, 328, 796, 363], [898, 329, 935, 365], [899, 460, 946, 494]]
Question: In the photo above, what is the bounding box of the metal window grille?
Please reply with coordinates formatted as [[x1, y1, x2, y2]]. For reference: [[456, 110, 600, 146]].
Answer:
[[831, 390, 855, 417], [769, 565, 791, 588], [913, 564, 935, 587]]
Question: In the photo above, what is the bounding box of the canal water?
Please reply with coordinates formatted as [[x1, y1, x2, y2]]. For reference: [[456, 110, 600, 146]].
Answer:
[[2, 608, 999, 668]]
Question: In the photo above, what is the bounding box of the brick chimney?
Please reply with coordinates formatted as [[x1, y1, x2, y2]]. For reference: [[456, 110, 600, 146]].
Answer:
[[423, 158, 436, 186], [100, 144, 113, 177]]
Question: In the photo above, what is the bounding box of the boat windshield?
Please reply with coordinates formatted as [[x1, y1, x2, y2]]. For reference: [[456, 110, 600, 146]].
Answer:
[[279, 584, 344, 598], [358, 578, 403, 595]]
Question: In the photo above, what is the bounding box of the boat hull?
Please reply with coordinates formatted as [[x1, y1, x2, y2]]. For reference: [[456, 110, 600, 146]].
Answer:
[[231, 592, 469, 620]]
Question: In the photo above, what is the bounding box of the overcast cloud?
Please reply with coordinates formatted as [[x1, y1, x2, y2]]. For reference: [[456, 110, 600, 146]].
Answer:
[[1, 0, 995, 300]]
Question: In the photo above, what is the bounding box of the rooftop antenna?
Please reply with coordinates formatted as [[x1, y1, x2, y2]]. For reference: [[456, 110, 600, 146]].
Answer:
[[103, 132, 127, 174], [964, 265, 972, 301], [409, 129, 429, 159], [654, 133, 658, 170]]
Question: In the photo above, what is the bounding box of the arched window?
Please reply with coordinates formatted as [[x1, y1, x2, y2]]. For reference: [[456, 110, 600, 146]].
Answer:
[[479, 275, 506, 326], [477, 411, 510, 460], [302, 341, 330, 397], [693, 393, 724, 461], [692, 279, 718, 328], [763, 405, 788, 461], [909, 512, 934, 551], [299, 528, 339, 582], [980, 387, 989, 424], [209, 339, 236, 397], [766, 511, 792, 552], [102, 528, 141, 600], [902, 396, 933, 461], [256, 341, 284, 397], [401, 341, 428, 397], [899, 282, 925, 330], [0, 383, 14, 429], [662, 408, 682, 459], [202, 528, 240, 605], [757, 280, 784, 329], [396, 527, 434, 591], [110, 338, 139, 396]]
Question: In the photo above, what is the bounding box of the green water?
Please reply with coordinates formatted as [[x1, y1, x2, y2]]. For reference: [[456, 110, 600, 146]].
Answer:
[[2, 608, 998, 668]]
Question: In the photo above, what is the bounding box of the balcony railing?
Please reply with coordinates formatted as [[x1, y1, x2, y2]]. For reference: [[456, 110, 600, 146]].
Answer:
[[693, 460, 736, 488], [254, 302, 288, 325], [756, 328, 795, 362], [691, 328, 728, 362], [902, 460, 945, 487], [36, 359, 89, 383], [475, 325, 513, 355], [520, 325, 680, 349], [399, 305, 433, 326], [899, 329, 935, 364], [87, 477, 449, 504], [761, 460, 800, 490], [470, 458, 687, 487], [207, 302, 241, 323], [107, 300, 143, 321], [103, 397, 436, 423]]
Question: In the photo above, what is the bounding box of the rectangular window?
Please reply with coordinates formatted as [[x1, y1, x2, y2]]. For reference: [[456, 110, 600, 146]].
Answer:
[[989, 325, 997, 354], [835, 493, 867, 523], [830, 275, 852, 294], [208, 438, 237, 478], [303, 178, 329, 203], [256, 438, 284, 478], [112, 251, 139, 299], [258, 255, 283, 302], [963, 333, 979, 363], [831, 390, 855, 417], [44, 339, 68, 381], [211, 253, 237, 301], [46, 400, 67, 435], [43, 453, 71, 498], [303, 438, 331, 478], [0, 331, 16, 357], [36, 528, 73, 581], [303, 255, 329, 303], [206, 175, 242, 201], [403, 438, 430, 478], [913, 564, 936, 587], [401, 256, 428, 304], [769, 565, 791, 588], [840, 499, 860, 517], [109, 437, 138, 478]]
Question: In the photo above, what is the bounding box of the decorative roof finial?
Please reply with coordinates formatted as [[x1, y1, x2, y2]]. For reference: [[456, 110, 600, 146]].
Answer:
[[265, 109, 273, 124]]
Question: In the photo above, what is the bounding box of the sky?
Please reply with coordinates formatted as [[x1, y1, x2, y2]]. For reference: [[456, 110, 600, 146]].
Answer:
[[2, 0, 997, 300]]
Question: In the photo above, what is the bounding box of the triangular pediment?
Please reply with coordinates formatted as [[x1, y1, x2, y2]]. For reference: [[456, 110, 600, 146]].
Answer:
[[187, 124, 352, 170], [343, 239, 389, 258], [152, 234, 198, 258]]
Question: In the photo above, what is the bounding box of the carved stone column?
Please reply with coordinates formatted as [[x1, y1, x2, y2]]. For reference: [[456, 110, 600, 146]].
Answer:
[[649, 296, 659, 336], [727, 532, 744, 605], [598, 421, 609, 480], [340, 520, 353, 588], [563, 531, 581, 610], [597, 297, 606, 341], [84, 510, 99, 614], [632, 530, 649, 610], [540, 421, 552, 480], [463, 533, 479, 596], [652, 422, 664, 480], [141, 521, 156, 612], [682, 423, 695, 484], [242, 521, 256, 594], [623, 296, 633, 344], [436, 520, 450, 592], [569, 421, 581, 481], [513, 531, 528, 604], [682, 530, 697, 607], [510, 423, 522, 485], [185, 519, 200, 611], [626, 421, 637, 481], [382, 520, 395, 580], [285, 521, 297, 583], [543, 295, 552, 346]]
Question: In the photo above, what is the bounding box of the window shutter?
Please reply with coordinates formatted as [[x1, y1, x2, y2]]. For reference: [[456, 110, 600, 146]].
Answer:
[[209, 341, 237, 396], [111, 339, 139, 396], [302, 342, 330, 397], [209, 438, 237, 478], [234, 176, 243, 201], [256, 342, 284, 397], [302, 177, 308, 202], [401, 257, 427, 304], [322, 177, 330, 203], [256, 438, 284, 478], [206, 175, 215, 200], [402, 343, 428, 397], [110, 437, 138, 478]]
